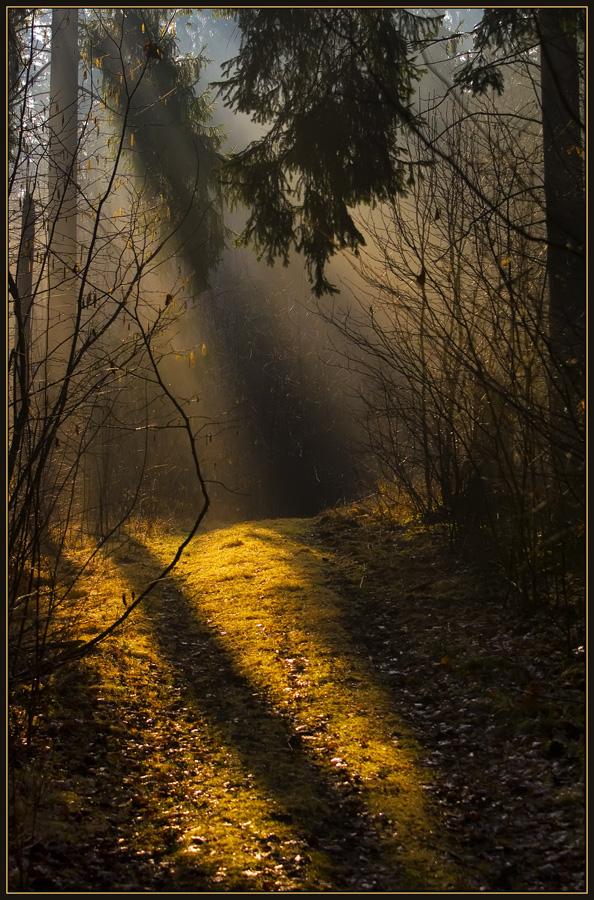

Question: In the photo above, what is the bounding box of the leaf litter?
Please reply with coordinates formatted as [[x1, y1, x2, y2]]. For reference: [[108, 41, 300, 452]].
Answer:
[[8, 509, 585, 892]]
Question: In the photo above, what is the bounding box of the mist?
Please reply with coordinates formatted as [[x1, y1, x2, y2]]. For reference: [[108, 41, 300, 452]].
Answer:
[[68, 8, 488, 528], [8, 12, 585, 893], [112, 10, 377, 526], [9, 6, 584, 564]]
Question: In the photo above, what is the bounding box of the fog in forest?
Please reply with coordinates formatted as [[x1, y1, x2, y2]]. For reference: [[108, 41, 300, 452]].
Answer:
[[5, 8, 539, 530], [104, 11, 381, 526], [144, 11, 432, 525], [9, 7, 584, 572], [8, 11, 585, 893], [112, 9, 481, 526], [157, 246, 366, 524]]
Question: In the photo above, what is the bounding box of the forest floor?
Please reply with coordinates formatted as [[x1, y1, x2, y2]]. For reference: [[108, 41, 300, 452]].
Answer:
[[8, 508, 586, 893]]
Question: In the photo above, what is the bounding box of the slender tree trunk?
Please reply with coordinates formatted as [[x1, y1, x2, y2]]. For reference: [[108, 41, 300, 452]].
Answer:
[[47, 7, 79, 376], [8, 192, 36, 484], [16, 192, 35, 400]]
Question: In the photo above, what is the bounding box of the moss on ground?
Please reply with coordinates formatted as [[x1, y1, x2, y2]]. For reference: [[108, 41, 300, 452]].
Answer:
[[8, 517, 466, 892], [10, 510, 584, 892]]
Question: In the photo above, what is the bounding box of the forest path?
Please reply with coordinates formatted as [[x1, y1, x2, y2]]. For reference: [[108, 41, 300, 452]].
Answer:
[[15, 513, 585, 892], [103, 517, 463, 892]]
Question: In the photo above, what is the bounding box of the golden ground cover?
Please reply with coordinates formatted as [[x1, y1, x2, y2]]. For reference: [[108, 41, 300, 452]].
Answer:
[[8, 510, 585, 892], [9, 517, 463, 892]]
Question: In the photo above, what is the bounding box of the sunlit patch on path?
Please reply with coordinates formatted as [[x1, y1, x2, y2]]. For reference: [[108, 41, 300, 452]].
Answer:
[[10, 514, 585, 891], [115, 518, 464, 891]]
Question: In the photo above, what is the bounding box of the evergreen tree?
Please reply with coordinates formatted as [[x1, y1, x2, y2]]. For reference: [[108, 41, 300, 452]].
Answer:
[[214, 9, 443, 295], [217, 9, 584, 372], [85, 8, 227, 292]]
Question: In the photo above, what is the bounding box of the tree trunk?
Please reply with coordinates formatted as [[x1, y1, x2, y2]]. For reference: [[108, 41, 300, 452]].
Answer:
[[16, 192, 35, 393], [538, 9, 585, 445], [537, 8, 585, 534], [47, 7, 79, 376], [8, 192, 36, 484]]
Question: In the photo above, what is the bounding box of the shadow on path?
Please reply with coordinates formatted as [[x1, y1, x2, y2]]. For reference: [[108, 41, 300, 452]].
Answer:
[[116, 515, 463, 893]]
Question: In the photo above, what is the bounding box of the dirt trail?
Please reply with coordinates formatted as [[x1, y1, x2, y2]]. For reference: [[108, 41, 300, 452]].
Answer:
[[10, 514, 585, 892]]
